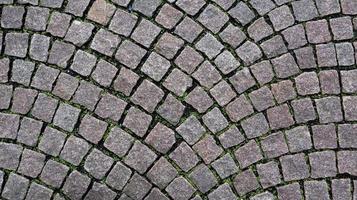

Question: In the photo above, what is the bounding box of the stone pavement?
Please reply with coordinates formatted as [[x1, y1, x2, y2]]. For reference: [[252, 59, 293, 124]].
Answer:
[[0, 0, 356, 199]]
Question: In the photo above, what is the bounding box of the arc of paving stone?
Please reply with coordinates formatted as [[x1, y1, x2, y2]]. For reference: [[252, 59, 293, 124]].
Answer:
[[0, 0, 356, 199]]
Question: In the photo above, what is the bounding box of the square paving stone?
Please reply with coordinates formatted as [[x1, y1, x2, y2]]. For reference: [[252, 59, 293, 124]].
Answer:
[[174, 16, 203, 43], [144, 188, 169, 200], [192, 61, 221, 89], [91, 29, 120, 57], [338, 124, 357, 148], [235, 140, 263, 169], [65, 0, 91, 16], [53, 103, 80, 132], [271, 80, 296, 103], [25, 182, 53, 200], [260, 35, 288, 58], [1, 6, 25, 29], [330, 16, 354, 40], [341, 0, 357, 14], [62, 171, 91, 200], [25, 6, 49, 31], [250, 61, 274, 85], [280, 153, 310, 181], [145, 123, 176, 154], [193, 135, 223, 164], [141, 52, 171, 81], [225, 95, 254, 122], [157, 94, 185, 125], [84, 182, 116, 200], [155, 3, 183, 29], [0, 84, 12, 109], [175, 46, 204, 74], [132, 0, 160, 17], [312, 124, 338, 149], [218, 126, 245, 149], [267, 104, 295, 130], [241, 113, 269, 139], [257, 161, 282, 188], [1, 173, 29, 200], [11, 59, 34, 86], [84, 149, 114, 179], [17, 117, 43, 146], [202, 108, 228, 134], [11, 87, 37, 114], [48, 40, 75, 68], [285, 126, 312, 153], [198, 4, 229, 33], [211, 153, 238, 179], [70, 50, 97, 76], [208, 183, 237, 200], [315, 0, 341, 16], [17, 149, 45, 178], [210, 80, 236, 106], [147, 157, 178, 189], [166, 176, 196, 200], [60, 135, 90, 166], [336, 42, 355, 66], [271, 53, 300, 79], [189, 164, 218, 193], [131, 80, 164, 113], [316, 43, 337, 67], [64, 20, 94, 47], [109, 9, 137, 37], [29, 34, 50, 62], [0, 142, 23, 170], [73, 81, 102, 111], [164, 68, 193, 96], [277, 183, 302, 200], [248, 17, 273, 42], [104, 127, 134, 157], [304, 181, 330, 200], [282, 24, 307, 49], [176, 115, 206, 145], [106, 161, 132, 190], [78, 114, 108, 144], [294, 46, 317, 69], [123, 106, 152, 137], [230, 67, 256, 94], [31, 93, 58, 123], [31, 64, 59, 92], [52, 72, 79, 100], [91, 59, 118, 87], [38, 126, 66, 156], [249, 86, 275, 111], [261, 131, 289, 158], [229, 1, 255, 26], [292, 98, 316, 123], [113, 67, 140, 96], [219, 23, 246, 48], [268, 5, 294, 31], [306, 19, 331, 43], [195, 33, 224, 59], [4, 32, 29, 58], [123, 173, 152, 200], [214, 50, 239, 75], [309, 150, 337, 178], [175, 0, 205, 15], [250, 0, 276, 15], [95, 93, 127, 121], [124, 141, 157, 174], [338, 151, 357, 176], [236, 41, 262, 65], [341, 69, 357, 93], [87, 0, 115, 25], [343, 96, 357, 121], [169, 142, 200, 172], [292, 0, 318, 22], [46, 11, 72, 37], [185, 86, 213, 113], [131, 19, 161, 48], [233, 169, 260, 196], [154, 33, 184, 60], [332, 179, 352, 200], [315, 96, 343, 123]]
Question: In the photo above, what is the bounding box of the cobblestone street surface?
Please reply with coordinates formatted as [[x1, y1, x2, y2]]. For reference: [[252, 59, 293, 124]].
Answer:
[[0, 0, 357, 199]]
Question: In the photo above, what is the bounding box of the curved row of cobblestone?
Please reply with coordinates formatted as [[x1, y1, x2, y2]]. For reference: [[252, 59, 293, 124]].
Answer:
[[0, 0, 357, 199]]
